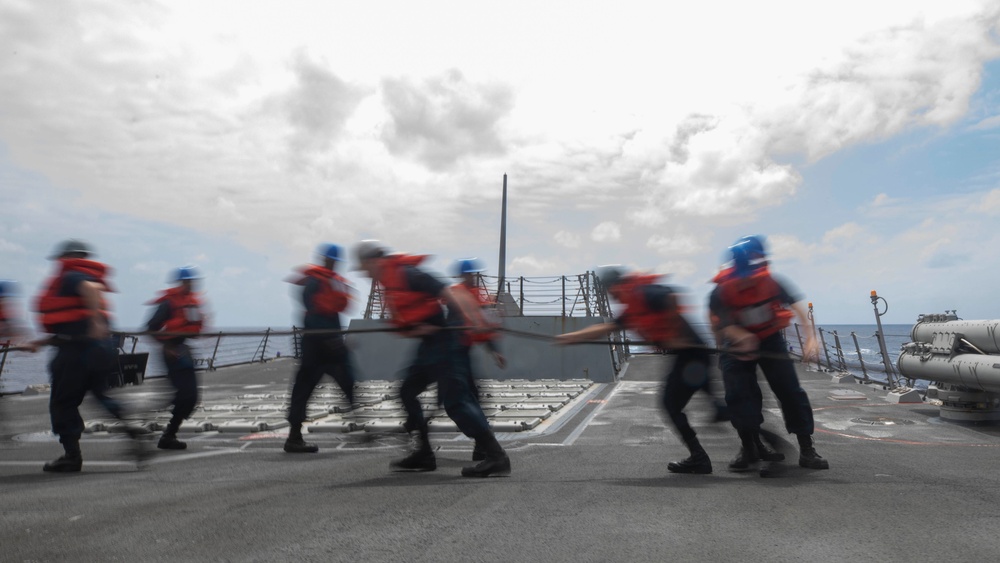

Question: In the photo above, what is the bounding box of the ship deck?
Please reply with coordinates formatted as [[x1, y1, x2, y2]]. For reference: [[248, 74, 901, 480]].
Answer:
[[2, 355, 999, 562]]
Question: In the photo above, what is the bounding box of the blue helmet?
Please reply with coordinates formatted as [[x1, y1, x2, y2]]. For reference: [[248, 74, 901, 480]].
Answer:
[[737, 234, 767, 259], [454, 258, 485, 276], [728, 243, 756, 279], [317, 243, 343, 262], [0, 279, 17, 297], [173, 265, 202, 282]]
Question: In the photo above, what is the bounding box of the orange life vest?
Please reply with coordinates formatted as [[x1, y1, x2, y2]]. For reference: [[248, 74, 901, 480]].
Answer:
[[716, 269, 793, 338], [378, 254, 443, 328], [451, 283, 501, 344], [148, 286, 205, 340], [613, 274, 684, 345], [35, 258, 112, 333], [289, 265, 351, 316]]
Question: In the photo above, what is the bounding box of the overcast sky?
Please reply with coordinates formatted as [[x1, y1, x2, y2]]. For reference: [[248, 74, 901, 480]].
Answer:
[[2, 0, 999, 329]]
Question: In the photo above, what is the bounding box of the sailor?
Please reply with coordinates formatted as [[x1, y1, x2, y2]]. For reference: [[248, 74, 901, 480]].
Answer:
[[1, 281, 38, 398], [710, 234, 769, 284], [1, 280, 36, 348], [709, 237, 829, 475], [145, 265, 206, 450], [556, 266, 727, 474], [449, 258, 506, 461], [0, 280, 15, 339], [34, 239, 141, 472], [283, 243, 356, 454], [353, 241, 511, 477]]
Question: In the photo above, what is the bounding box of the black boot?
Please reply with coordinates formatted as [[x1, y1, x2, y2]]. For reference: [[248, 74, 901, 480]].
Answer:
[[471, 440, 487, 461], [755, 435, 785, 462], [391, 430, 436, 471], [158, 420, 186, 450], [45, 438, 82, 473], [728, 429, 760, 472], [284, 425, 319, 454], [797, 434, 830, 470], [667, 439, 712, 474], [43, 454, 82, 473], [713, 401, 731, 423], [462, 434, 511, 477]]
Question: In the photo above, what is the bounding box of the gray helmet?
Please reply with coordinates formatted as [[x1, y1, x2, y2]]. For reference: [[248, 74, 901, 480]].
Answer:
[[596, 265, 626, 290], [352, 240, 386, 270], [49, 239, 93, 260]]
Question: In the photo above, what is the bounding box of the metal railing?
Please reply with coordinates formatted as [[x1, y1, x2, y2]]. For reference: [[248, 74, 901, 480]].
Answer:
[[784, 323, 909, 387], [362, 271, 630, 374], [364, 272, 611, 319]]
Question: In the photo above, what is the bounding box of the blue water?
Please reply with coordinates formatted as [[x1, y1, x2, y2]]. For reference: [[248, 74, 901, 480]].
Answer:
[[0, 327, 294, 394]]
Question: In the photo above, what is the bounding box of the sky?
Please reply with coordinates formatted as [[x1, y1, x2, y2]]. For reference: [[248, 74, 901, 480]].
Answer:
[[1, 0, 999, 330]]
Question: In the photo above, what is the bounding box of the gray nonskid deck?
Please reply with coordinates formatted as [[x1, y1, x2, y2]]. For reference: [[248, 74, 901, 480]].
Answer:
[[2, 356, 999, 562]]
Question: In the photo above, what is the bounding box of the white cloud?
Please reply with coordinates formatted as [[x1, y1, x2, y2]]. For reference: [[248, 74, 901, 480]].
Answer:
[[655, 260, 697, 280], [591, 222, 621, 243], [509, 255, 555, 275], [821, 223, 865, 244], [1, 1, 999, 325], [646, 234, 704, 257], [872, 193, 892, 206], [553, 230, 581, 249], [968, 114, 1000, 131], [768, 234, 819, 263], [131, 261, 170, 274], [0, 238, 27, 254], [973, 189, 1000, 214]]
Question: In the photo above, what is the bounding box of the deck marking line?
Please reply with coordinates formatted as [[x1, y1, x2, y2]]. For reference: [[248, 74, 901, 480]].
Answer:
[[563, 383, 621, 446]]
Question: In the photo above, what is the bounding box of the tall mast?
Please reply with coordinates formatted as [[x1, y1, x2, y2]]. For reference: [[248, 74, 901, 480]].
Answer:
[[497, 173, 507, 300]]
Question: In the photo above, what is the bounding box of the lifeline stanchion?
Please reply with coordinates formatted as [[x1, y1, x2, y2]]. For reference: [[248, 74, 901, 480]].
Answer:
[[850, 331, 870, 383], [870, 290, 898, 388]]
